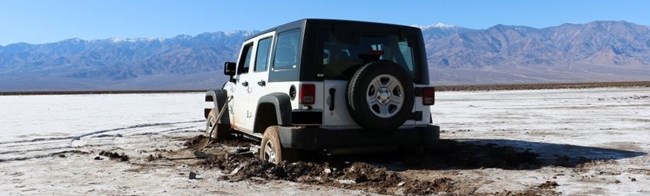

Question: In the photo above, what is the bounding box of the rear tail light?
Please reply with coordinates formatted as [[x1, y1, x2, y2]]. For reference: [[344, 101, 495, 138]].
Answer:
[[300, 84, 315, 104], [422, 87, 435, 105]]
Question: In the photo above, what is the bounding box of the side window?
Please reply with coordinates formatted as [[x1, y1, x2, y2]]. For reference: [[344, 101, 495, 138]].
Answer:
[[273, 29, 301, 70], [238, 43, 253, 74], [398, 40, 415, 72], [254, 37, 272, 72]]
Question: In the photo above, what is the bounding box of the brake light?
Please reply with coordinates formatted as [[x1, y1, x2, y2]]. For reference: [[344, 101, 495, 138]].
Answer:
[[422, 87, 435, 105], [300, 84, 316, 104]]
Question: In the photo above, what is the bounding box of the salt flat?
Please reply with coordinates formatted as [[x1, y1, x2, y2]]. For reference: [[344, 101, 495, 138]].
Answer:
[[1, 87, 649, 195], [432, 87, 650, 194]]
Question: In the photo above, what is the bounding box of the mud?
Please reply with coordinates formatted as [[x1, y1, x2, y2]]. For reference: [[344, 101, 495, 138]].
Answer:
[[98, 151, 130, 162], [537, 181, 559, 189], [410, 140, 540, 169], [183, 135, 208, 148], [146, 153, 165, 162], [193, 139, 548, 195], [201, 153, 458, 195], [183, 134, 255, 149]]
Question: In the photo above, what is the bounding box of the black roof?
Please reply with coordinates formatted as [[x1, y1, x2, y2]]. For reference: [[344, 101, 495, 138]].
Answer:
[[247, 18, 420, 40]]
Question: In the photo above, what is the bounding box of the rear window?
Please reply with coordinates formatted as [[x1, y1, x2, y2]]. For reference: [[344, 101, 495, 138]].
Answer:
[[273, 29, 301, 70], [321, 31, 419, 80]]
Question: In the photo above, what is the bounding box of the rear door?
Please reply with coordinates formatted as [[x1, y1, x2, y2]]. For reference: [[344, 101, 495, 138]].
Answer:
[[321, 33, 360, 127], [320, 28, 420, 127], [245, 32, 275, 131]]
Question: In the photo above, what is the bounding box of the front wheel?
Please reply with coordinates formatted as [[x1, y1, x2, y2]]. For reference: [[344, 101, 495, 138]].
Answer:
[[206, 109, 229, 141]]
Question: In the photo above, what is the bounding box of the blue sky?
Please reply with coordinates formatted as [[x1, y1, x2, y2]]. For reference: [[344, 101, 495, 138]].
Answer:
[[1, 0, 649, 45]]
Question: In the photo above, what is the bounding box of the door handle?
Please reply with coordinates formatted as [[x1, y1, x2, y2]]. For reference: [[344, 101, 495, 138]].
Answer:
[[329, 88, 335, 111], [242, 81, 248, 87], [257, 80, 266, 86]]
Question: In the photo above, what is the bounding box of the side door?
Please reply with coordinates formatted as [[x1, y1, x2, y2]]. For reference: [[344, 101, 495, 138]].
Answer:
[[230, 42, 254, 132], [243, 32, 275, 132]]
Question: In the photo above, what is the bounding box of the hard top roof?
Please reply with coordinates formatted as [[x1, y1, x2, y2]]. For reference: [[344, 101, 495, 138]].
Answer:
[[246, 18, 420, 40]]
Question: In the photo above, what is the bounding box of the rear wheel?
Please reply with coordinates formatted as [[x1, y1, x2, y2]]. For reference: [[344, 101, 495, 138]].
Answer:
[[259, 126, 295, 164], [206, 109, 229, 141]]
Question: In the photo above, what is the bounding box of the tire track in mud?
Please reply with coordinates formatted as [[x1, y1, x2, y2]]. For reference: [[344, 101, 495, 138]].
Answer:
[[72, 120, 202, 140], [0, 150, 90, 163], [0, 120, 202, 145], [0, 144, 106, 155], [0, 120, 202, 162]]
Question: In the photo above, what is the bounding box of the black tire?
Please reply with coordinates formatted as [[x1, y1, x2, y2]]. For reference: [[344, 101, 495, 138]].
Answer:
[[206, 109, 229, 141], [259, 126, 295, 164], [347, 60, 415, 134]]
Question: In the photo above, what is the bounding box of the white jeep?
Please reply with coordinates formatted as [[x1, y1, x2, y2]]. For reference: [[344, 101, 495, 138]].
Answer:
[[204, 19, 439, 164]]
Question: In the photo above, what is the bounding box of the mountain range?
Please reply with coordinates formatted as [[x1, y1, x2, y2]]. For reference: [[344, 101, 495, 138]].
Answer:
[[1, 21, 650, 91]]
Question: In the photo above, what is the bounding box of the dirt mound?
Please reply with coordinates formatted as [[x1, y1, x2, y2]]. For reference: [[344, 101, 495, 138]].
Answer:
[[538, 181, 559, 189], [202, 153, 457, 195], [98, 151, 129, 162], [183, 134, 254, 149], [195, 139, 546, 195], [511, 181, 560, 195], [219, 135, 255, 147], [146, 153, 165, 162], [183, 135, 208, 148], [189, 136, 542, 171]]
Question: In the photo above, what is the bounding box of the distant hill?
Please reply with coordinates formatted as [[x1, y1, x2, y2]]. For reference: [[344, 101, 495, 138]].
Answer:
[[1, 21, 650, 91], [0, 31, 254, 91], [422, 21, 650, 84]]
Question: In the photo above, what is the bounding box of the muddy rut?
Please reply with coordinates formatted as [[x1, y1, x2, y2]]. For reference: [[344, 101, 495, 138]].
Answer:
[[180, 135, 559, 195]]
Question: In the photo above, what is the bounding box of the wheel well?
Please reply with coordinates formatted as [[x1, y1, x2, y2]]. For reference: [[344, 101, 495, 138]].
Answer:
[[254, 103, 279, 134], [204, 108, 212, 119], [204, 90, 230, 125]]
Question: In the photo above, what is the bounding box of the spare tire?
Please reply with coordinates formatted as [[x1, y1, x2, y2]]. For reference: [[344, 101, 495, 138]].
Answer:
[[347, 60, 415, 134]]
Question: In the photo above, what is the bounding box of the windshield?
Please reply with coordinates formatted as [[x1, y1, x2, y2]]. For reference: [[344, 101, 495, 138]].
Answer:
[[321, 31, 418, 80]]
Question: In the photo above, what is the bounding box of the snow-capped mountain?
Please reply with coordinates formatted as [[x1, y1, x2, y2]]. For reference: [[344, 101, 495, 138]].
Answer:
[[422, 21, 650, 84], [417, 22, 460, 30], [0, 31, 255, 91]]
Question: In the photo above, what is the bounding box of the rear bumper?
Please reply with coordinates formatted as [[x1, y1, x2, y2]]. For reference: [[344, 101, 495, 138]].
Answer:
[[277, 125, 440, 150]]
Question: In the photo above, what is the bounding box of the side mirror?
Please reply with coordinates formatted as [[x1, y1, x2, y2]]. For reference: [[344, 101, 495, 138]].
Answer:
[[224, 62, 236, 76]]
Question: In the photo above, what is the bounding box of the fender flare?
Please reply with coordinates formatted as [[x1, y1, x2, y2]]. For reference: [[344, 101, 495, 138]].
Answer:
[[205, 89, 230, 125], [256, 93, 292, 127]]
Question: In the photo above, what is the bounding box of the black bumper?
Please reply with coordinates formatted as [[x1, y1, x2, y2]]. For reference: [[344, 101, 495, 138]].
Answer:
[[277, 125, 440, 150]]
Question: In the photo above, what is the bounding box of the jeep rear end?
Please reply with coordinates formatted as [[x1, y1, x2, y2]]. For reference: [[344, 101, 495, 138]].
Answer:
[[274, 19, 439, 150]]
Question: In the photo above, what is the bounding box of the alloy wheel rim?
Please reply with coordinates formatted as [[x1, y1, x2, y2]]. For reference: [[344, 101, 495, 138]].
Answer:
[[366, 74, 404, 118], [264, 140, 276, 163]]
